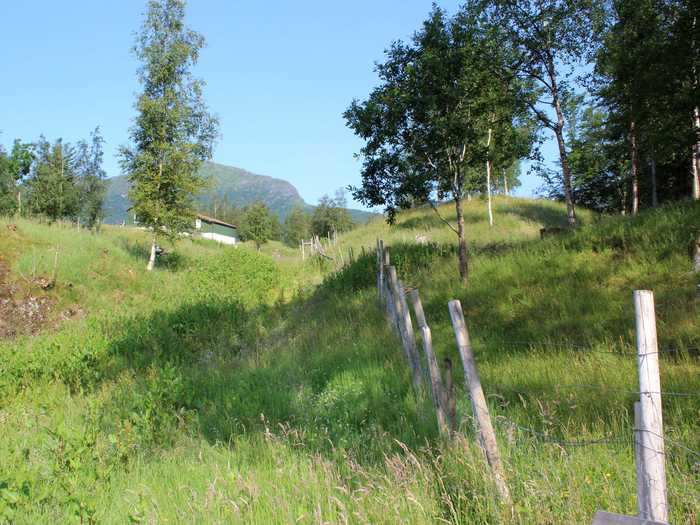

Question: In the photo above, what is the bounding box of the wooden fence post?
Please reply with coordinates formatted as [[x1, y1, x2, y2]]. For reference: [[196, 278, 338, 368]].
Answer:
[[443, 358, 457, 433], [377, 240, 384, 299], [387, 266, 423, 390], [633, 290, 668, 523], [448, 299, 511, 505], [382, 248, 393, 319], [633, 401, 649, 518], [398, 278, 424, 390], [409, 289, 449, 436]]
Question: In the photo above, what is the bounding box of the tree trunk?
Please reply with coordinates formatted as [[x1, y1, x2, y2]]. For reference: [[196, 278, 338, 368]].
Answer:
[[693, 106, 700, 200], [486, 128, 494, 227], [503, 168, 509, 196], [454, 195, 468, 285], [486, 159, 494, 226], [621, 169, 628, 215], [630, 120, 640, 215], [549, 62, 576, 227], [649, 157, 658, 207], [147, 235, 157, 271]]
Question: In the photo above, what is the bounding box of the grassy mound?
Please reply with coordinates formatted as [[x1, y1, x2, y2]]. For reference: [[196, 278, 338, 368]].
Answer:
[[0, 198, 697, 523]]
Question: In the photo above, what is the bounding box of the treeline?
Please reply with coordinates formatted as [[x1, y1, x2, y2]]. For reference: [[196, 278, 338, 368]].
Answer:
[[0, 128, 107, 228], [550, 0, 699, 214], [346, 0, 699, 283], [199, 189, 355, 249]]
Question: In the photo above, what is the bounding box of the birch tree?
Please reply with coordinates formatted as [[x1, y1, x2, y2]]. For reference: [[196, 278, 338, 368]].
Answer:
[[119, 0, 218, 271], [345, 4, 531, 283], [484, 0, 604, 226]]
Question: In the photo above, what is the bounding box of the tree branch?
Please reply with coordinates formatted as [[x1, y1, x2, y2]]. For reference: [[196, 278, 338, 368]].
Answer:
[[429, 200, 459, 235]]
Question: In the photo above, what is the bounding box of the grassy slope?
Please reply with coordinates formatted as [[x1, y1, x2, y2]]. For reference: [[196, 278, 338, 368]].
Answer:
[[0, 197, 698, 524]]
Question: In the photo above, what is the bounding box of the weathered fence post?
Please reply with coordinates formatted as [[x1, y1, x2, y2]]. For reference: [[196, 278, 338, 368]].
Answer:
[[382, 248, 394, 321], [409, 289, 449, 436], [633, 290, 668, 523], [633, 401, 649, 518], [376, 240, 384, 298], [443, 358, 457, 433], [448, 299, 512, 505], [387, 266, 423, 390]]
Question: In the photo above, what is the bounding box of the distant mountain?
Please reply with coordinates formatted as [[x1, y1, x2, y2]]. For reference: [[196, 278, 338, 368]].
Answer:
[[102, 161, 377, 225]]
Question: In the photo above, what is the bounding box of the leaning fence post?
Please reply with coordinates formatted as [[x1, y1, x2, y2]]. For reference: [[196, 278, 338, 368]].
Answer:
[[397, 278, 424, 390], [443, 358, 457, 433], [634, 290, 668, 523], [376, 240, 383, 299], [409, 289, 449, 436], [387, 266, 423, 390], [448, 299, 511, 505]]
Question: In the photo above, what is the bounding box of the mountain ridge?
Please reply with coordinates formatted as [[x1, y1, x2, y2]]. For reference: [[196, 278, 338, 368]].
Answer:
[[103, 161, 376, 224]]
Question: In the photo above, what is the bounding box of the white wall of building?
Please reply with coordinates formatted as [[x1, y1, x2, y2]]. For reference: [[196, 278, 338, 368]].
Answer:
[[200, 232, 238, 245]]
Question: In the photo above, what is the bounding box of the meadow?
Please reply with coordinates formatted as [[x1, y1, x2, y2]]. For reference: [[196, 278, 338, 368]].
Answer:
[[0, 197, 698, 524]]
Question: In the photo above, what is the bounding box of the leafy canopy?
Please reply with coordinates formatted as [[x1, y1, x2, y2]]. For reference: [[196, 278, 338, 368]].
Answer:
[[344, 4, 531, 222], [119, 0, 218, 241]]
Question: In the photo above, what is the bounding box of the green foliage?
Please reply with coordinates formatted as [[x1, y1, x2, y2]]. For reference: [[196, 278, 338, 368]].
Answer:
[[0, 198, 698, 523], [26, 137, 81, 221], [119, 0, 218, 246], [188, 245, 280, 305], [282, 204, 310, 246], [310, 191, 353, 237], [0, 139, 32, 215], [239, 201, 278, 249], [75, 128, 108, 229], [345, 4, 530, 220]]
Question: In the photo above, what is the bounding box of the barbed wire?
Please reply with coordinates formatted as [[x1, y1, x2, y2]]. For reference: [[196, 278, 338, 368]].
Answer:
[[496, 415, 629, 447], [486, 383, 700, 400], [476, 339, 698, 357], [634, 428, 700, 460], [496, 415, 700, 458]]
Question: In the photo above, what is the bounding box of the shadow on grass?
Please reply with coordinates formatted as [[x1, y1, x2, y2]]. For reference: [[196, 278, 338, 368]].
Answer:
[[504, 200, 573, 228], [97, 263, 437, 466], [116, 236, 189, 271], [94, 217, 699, 468]]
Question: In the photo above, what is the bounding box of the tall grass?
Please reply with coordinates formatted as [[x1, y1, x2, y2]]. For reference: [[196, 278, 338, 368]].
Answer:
[[0, 199, 697, 523]]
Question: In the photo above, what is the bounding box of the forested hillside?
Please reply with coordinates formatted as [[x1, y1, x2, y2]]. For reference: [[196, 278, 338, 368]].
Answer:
[[0, 198, 697, 523], [103, 161, 376, 224]]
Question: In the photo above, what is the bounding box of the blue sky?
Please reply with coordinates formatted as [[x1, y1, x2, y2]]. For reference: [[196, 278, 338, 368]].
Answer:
[[0, 0, 549, 209]]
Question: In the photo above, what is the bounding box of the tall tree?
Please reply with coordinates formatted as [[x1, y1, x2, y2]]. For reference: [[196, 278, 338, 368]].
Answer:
[[0, 139, 33, 215], [26, 137, 80, 221], [283, 204, 311, 246], [484, 0, 604, 226], [345, 4, 530, 283], [310, 192, 353, 238], [119, 0, 218, 271], [75, 127, 107, 229], [240, 202, 276, 250]]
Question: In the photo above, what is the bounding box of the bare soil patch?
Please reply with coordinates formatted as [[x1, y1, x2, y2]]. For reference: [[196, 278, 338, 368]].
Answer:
[[0, 259, 54, 339]]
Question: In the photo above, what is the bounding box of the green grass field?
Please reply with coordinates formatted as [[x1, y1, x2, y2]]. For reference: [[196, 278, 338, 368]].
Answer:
[[1, 197, 698, 524]]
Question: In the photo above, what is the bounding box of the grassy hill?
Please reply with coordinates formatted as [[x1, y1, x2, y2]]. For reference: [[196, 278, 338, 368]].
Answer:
[[0, 197, 698, 523], [103, 161, 376, 224]]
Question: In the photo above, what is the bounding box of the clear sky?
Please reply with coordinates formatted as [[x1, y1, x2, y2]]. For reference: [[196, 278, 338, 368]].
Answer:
[[0, 0, 547, 209]]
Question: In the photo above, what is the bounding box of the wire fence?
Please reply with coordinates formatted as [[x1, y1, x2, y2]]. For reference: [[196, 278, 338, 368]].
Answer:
[[376, 239, 698, 520], [494, 414, 700, 459]]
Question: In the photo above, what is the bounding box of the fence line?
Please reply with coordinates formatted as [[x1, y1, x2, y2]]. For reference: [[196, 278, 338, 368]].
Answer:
[[485, 383, 700, 399], [373, 239, 697, 523]]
